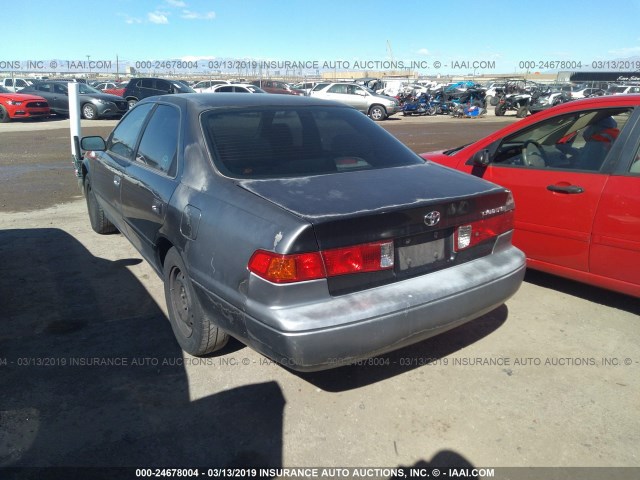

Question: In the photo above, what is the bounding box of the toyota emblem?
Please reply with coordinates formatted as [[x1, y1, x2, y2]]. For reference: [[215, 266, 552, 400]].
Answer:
[[424, 211, 441, 226]]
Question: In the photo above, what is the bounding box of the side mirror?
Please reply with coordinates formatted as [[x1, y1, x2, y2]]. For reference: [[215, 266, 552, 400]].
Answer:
[[81, 136, 106, 152], [472, 149, 490, 166]]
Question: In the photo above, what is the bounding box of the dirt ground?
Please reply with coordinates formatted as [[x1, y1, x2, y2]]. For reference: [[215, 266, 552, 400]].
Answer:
[[0, 113, 638, 479]]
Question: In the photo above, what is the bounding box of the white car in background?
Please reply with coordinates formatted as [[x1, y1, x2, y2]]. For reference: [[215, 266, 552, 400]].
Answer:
[[193, 80, 230, 92], [310, 82, 400, 121], [608, 85, 640, 95], [208, 83, 266, 93], [1, 77, 34, 92]]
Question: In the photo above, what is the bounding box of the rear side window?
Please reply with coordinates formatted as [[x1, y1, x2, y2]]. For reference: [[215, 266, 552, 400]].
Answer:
[[202, 106, 422, 178]]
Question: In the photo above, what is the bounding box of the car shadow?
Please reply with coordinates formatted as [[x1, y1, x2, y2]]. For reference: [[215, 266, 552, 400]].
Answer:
[[393, 449, 480, 479], [524, 269, 639, 315], [299, 304, 509, 392], [0, 228, 284, 475]]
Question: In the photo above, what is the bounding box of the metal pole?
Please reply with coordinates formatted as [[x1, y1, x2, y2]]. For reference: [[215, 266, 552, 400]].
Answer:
[[68, 83, 83, 182]]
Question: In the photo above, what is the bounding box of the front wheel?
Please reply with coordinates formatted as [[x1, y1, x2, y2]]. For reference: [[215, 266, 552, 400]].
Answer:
[[494, 104, 506, 116], [164, 248, 229, 356], [82, 103, 98, 120], [0, 105, 10, 123], [84, 175, 117, 234], [127, 98, 138, 109], [368, 105, 387, 121]]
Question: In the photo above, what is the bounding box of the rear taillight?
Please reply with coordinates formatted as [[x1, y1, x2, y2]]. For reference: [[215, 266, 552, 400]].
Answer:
[[454, 193, 515, 251], [248, 241, 394, 284]]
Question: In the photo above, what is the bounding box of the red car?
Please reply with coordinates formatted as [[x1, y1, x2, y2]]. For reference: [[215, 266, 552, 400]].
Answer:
[[422, 95, 640, 297], [0, 85, 50, 122]]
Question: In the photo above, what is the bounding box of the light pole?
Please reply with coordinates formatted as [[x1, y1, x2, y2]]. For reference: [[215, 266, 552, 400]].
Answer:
[[87, 55, 91, 78]]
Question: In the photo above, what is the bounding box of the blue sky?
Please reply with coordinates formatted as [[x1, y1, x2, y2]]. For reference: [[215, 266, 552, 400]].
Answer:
[[4, 0, 640, 75]]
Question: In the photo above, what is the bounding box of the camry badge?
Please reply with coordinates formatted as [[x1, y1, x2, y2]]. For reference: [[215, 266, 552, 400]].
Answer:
[[424, 211, 441, 227]]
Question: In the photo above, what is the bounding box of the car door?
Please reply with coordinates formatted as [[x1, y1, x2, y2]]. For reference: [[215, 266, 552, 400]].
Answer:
[[91, 103, 155, 231], [119, 103, 181, 263], [52, 83, 70, 114], [472, 107, 634, 274], [322, 84, 362, 112], [589, 124, 640, 296]]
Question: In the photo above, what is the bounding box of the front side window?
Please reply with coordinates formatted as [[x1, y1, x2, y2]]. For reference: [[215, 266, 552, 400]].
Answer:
[[107, 103, 154, 160], [491, 108, 632, 171], [202, 106, 422, 178], [135, 104, 180, 176]]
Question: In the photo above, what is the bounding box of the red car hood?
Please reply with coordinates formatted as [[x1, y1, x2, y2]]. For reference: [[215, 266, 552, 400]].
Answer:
[[0, 92, 48, 102], [420, 149, 463, 169]]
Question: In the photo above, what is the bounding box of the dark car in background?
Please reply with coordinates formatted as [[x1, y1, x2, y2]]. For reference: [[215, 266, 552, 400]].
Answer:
[[122, 77, 195, 109], [250, 79, 304, 95], [79, 94, 525, 370], [21, 81, 128, 119], [0, 85, 50, 122]]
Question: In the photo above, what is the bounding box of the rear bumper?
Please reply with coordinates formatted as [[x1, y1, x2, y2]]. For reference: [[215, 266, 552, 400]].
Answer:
[[195, 239, 526, 371]]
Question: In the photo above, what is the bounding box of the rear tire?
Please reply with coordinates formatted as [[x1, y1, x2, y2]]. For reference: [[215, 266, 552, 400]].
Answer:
[[516, 106, 529, 118], [127, 98, 138, 109], [494, 104, 506, 116], [84, 175, 117, 234], [164, 248, 229, 356]]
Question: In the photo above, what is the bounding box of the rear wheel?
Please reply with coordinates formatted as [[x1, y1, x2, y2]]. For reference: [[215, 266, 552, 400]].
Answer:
[[127, 98, 138, 109], [0, 105, 10, 123], [164, 248, 229, 356], [516, 106, 529, 118], [368, 105, 387, 121], [494, 104, 506, 116], [84, 175, 117, 234]]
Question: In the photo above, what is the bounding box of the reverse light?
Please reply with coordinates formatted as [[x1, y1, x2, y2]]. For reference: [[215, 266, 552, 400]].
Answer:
[[248, 241, 395, 284]]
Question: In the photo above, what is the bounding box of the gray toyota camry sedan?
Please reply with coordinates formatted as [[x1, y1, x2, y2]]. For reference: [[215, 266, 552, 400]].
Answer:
[[80, 93, 525, 371]]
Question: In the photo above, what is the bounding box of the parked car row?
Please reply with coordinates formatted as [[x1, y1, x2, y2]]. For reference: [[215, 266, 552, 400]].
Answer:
[[20, 81, 128, 119]]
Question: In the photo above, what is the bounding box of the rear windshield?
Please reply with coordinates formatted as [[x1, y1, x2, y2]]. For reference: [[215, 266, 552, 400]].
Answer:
[[201, 106, 423, 178]]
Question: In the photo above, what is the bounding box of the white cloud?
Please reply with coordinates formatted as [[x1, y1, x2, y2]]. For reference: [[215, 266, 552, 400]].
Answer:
[[148, 11, 170, 24], [181, 10, 216, 20], [417, 48, 430, 56], [166, 0, 187, 6], [608, 46, 640, 56]]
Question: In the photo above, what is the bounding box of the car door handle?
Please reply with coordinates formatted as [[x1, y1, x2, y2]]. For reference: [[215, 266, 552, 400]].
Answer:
[[113, 175, 121, 187], [546, 184, 584, 194], [151, 200, 165, 216]]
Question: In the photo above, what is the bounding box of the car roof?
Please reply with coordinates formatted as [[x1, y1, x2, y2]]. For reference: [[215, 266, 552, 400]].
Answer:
[[140, 92, 351, 111]]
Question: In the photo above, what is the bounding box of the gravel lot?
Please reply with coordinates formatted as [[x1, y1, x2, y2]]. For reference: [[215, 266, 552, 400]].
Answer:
[[0, 112, 638, 479]]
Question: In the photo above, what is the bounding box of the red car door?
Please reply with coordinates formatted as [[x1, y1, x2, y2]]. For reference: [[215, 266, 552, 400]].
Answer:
[[482, 167, 607, 273], [451, 106, 635, 279], [589, 156, 640, 296]]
